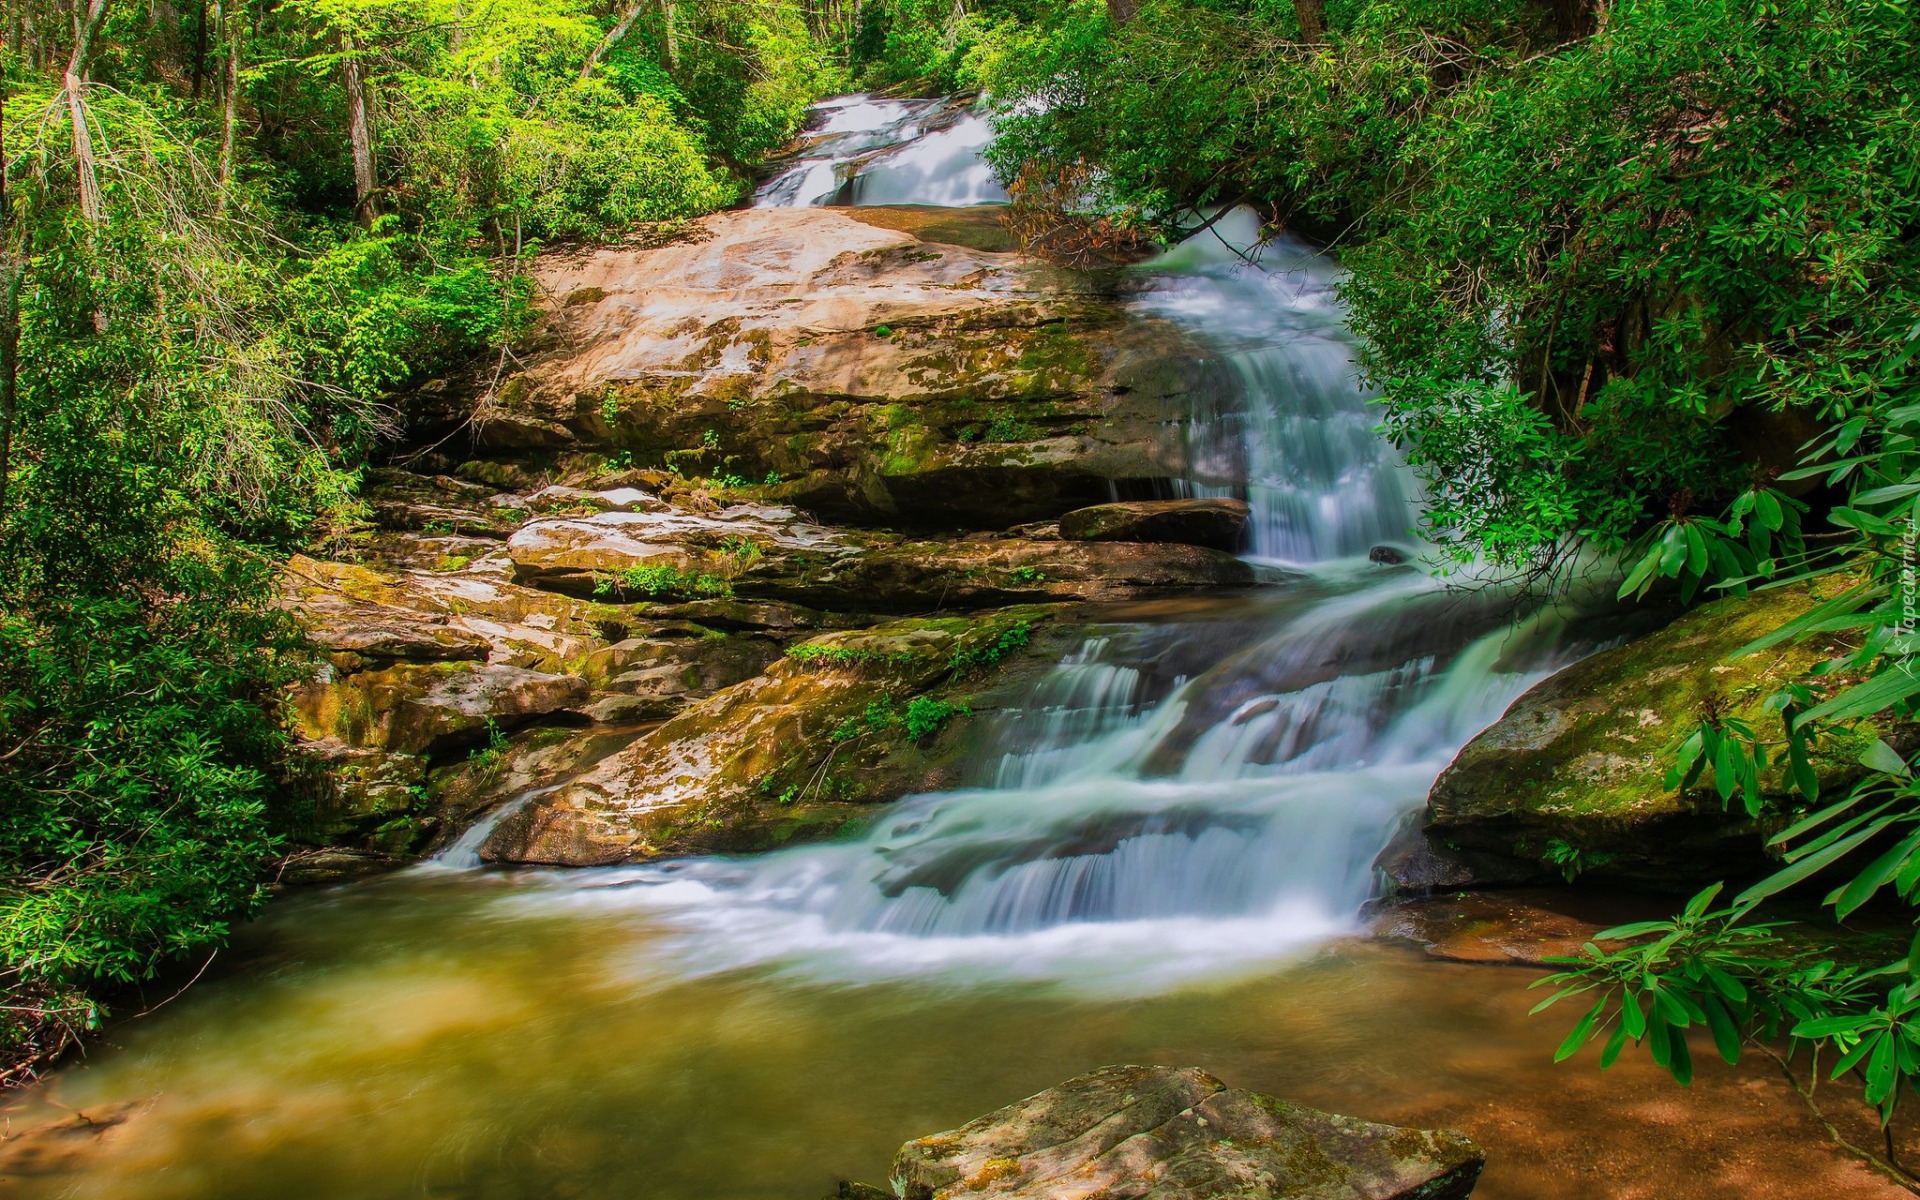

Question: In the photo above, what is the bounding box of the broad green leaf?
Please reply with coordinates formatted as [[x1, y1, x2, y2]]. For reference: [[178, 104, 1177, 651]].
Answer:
[[1737, 819, 1896, 907], [1830, 828, 1920, 919], [1860, 738, 1913, 777], [1801, 668, 1920, 723]]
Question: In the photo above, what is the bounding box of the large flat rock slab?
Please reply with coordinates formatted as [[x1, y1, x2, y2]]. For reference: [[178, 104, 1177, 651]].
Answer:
[[891, 1065, 1483, 1200], [410, 207, 1238, 527]]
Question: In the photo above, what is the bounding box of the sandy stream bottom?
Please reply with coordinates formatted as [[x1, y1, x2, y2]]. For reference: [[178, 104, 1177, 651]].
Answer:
[[0, 872, 1901, 1200]]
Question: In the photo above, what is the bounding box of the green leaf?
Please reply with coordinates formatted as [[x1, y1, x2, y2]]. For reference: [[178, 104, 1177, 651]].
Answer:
[[1622, 991, 1647, 1039], [1830, 828, 1920, 919], [1682, 882, 1723, 919], [1737, 818, 1895, 907], [1599, 1021, 1629, 1069], [1703, 995, 1743, 1065], [1861, 739, 1913, 777], [1801, 668, 1920, 724], [1667, 1023, 1694, 1085], [1554, 997, 1606, 1062]]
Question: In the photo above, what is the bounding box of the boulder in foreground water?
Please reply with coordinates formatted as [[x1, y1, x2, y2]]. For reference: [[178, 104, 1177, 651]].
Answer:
[[887, 1065, 1483, 1199]]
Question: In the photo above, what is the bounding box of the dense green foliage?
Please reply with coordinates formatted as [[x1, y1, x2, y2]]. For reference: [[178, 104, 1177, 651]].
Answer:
[[954, 0, 1920, 1171], [0, 0, 844, 1068], [977, 0, 1920, 574]]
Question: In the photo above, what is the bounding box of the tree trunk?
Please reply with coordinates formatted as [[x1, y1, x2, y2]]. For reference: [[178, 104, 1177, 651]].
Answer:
[[578, 0, 647, 81], [65, 0, 112, 228], [343, 37, 377, 229], [1533, 0, 1597, 42], [191, 0, 208, 97], [1292, 0, 1325, 42], [0, 89, 19, 518], [216, 0, 245, 211], [662, 0, 678, 71]]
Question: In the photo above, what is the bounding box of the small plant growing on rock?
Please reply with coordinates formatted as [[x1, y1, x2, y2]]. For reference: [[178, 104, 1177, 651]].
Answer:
[[983, 412, 1041, 443], [467, 719, 510, 776], [1541, 838, 1615, 882], [592, 565, 732, 599], [950, 622, 1033, 674], [903, 696, 969, 740], [1007, 567, 1047, 585], [786, 643, 914, 668], [874, 324, 893, 338]]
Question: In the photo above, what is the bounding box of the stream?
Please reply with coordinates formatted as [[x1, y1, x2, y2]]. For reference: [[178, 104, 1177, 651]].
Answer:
[[0, 97, 1896, 1200]]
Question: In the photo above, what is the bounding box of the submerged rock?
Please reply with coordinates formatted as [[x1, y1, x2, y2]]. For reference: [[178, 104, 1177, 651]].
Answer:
[[1403, 581, 1872, 889], [887, 1065, 1483, 1200], [1058, 497, 1249, 552]]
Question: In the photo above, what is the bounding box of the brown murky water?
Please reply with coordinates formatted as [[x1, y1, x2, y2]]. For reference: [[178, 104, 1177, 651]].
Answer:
[[0, 872, 1898, 1200]]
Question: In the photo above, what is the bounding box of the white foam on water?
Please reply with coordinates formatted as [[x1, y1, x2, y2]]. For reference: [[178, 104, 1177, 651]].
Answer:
[[754, 94, 1009, 209], [472, 119, 1564, 997]]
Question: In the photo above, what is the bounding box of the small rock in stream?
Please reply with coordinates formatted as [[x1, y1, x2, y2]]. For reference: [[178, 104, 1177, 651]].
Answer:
[[879, 1064, 1484, 1199]]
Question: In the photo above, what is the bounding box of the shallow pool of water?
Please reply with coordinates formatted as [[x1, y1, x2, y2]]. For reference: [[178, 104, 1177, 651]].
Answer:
[[0, 870, 1896, 1200]]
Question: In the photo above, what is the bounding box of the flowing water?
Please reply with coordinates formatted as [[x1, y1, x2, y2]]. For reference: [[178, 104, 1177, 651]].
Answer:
[[0, 98, 1891, 1200]]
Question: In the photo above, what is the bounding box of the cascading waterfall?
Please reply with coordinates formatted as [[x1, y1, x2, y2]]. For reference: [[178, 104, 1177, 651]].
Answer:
[[510, 99, 1564, 989], [1147, 208, 1417, 562], [754, 94, 1009, 208]]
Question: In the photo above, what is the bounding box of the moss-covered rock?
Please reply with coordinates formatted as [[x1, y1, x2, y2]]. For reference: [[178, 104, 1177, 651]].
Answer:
[[481, 607, 1071, 865], [889, 1065, 1483, 1200], [404, 207, 1238, 529], [1406, 580, 1867, 890]]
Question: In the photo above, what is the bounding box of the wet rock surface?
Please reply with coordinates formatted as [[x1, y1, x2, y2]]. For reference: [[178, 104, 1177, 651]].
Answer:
[[283, 458, 1256, 867], [1058, 497, 1249, 552], [406, 206, 1241, 529], [884, 1065, 1484, 1200], [482, 607, 1072, 865], [1402, 581, 1865, 890]]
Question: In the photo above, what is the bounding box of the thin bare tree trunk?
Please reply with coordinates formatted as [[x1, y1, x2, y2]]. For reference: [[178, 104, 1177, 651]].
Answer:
[[662, 0, 677, 71], [65, 0, 112, 228], [190, 0, 207, 97], [0, 89, 19, 517], [578, 0, 647, 81], [216, 0, 244, 210], [1292, 0, 1325, 42], [342, 36, 377, 228]]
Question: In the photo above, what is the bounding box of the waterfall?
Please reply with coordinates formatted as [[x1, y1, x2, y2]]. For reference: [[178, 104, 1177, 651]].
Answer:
[[504, 99, 1563, 991], [754, 95, 1010, 209], [1144, 208, 1417, 563]]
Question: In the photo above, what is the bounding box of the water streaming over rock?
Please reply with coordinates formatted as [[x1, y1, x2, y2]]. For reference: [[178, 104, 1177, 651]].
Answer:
[[753, 94, 1009, 208], [466, 98, 1573, 990], [1147, 208, 1417, 562]]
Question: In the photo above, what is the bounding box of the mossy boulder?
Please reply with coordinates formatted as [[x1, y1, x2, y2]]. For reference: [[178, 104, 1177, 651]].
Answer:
[[290, 661, 589, 757], [405, 207, 1237, 530], [481, 607, 1069, 865], [888, 1065, 1483, 1200], [1407, 580, 1868, 890]]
